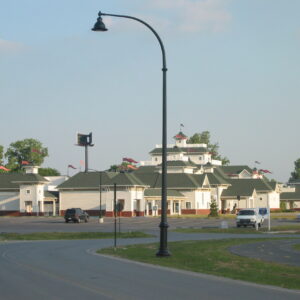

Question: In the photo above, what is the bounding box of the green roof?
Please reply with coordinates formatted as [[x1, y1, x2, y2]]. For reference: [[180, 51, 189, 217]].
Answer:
[[134, 166, 158, 173], [205, 173, 230, 185], [133, 173, 160, 187], [0, 173, 48, 190], [158, 160, 197, 167], [144, 188, 185, 198], [133, 171, 209, 189], [219, 165, 253, 176], [221, 178, 272, 198], [57, 172, 148, 190], [44, 191, 58, 199], [281, 186, 300, 201], [221, 182, 255, 197], [150, 146, 208, 155]]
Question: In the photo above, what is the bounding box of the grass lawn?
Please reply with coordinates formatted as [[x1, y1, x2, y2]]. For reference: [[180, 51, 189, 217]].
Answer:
[[173, 224, 300, 234], [293, 244, 300, 251], [0, 231, 152, 241], [98, 238, 300, 290]]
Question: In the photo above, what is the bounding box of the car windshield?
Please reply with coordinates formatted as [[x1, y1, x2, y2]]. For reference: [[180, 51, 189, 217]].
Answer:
[[238, 210, 255, 216], [66, 209, 75, 214]]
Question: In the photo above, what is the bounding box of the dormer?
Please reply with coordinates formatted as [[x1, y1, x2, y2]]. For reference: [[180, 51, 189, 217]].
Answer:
[[174, 131, 188, 147]]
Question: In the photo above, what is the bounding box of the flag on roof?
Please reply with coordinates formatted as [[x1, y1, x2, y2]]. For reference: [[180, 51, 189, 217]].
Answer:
[[68, 165, 77, 169], [0, 166, 10, 171], [127, 164, 138, 170], [32, 149, 42, 154], [123, 157, 138, 164], [259, 169, 272, 174], [255, 161, 261, 164], [180, 123, 184, 127], [174, 132, 187, 140], [21, 160, 30, 165]]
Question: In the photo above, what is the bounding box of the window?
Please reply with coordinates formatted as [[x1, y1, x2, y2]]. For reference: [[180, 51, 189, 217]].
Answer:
[[186, 202, 191, 209], [26, 190, 30, 194]]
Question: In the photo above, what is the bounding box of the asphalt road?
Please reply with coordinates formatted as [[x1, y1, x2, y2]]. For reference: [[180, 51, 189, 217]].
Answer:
[[1, 233, 300, 300], [0, 216, 298, 233]]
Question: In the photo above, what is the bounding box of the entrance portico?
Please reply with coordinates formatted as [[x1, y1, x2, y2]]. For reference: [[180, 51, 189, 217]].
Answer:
[[144, 189, 186, 216]]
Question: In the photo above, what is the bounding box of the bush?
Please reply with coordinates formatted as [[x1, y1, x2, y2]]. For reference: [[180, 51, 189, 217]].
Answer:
[[208, 199, 219, 217]]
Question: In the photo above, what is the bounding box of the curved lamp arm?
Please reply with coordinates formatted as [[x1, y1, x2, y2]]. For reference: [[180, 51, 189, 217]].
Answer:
[[93, 11, 169, 257]]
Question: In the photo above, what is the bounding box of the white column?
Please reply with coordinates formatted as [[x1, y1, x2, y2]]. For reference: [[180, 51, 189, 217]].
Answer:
[[217, 187, 222, 213], [53, 201, 56, 216], [146, 201, 149, 216]]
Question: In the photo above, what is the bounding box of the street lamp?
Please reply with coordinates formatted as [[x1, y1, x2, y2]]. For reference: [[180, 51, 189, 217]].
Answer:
[[92, 11, 170, 256]]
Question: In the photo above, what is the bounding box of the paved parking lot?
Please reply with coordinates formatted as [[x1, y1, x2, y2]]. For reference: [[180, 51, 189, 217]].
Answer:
[[0, 216, 298, 233]]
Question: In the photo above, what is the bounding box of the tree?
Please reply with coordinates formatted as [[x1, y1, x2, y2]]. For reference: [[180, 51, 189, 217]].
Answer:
[[5, 138, 48, 172], [108, 162, 137, 172], [38, 168, 61, 176], [208, 199, 219, 217], [290, 158, 300, 180], [187, 131, 230, 166], [0, 145, 3, 165]]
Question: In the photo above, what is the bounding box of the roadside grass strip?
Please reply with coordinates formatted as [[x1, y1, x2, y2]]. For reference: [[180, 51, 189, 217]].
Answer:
[[98, 238, 300, 290], [0, 231, 152, 241], [293, 244, 300, 251], [173, 224, 300, 234]]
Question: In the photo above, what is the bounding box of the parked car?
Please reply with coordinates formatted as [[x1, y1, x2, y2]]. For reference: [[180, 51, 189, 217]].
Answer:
[[236, 209, 263, 228], [64, 208, 89, 223]]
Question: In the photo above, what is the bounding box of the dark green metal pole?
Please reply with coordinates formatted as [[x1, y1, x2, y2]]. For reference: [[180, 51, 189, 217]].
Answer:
[[92, 12, 170, 257], [114, 183, 117, 250]]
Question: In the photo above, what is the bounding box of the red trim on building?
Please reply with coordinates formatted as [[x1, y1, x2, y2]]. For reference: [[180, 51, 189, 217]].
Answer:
[[181, 209, 210, 215]]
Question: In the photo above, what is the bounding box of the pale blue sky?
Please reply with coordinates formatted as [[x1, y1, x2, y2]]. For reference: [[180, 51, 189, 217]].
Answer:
[[0, 0, 299, 182]]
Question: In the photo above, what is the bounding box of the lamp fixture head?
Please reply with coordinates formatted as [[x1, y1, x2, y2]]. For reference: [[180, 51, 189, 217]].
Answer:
[[92, 12, 108, 31]]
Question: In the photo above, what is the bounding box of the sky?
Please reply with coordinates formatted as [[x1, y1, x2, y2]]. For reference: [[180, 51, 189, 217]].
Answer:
[[0, 0, 299, 182]]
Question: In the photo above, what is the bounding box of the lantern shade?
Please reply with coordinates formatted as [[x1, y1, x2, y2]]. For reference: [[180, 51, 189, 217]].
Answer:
[[92, 16, 108, 31]]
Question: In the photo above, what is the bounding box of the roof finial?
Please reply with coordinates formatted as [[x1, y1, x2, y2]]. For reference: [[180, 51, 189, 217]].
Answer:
[[180, 123, 184, 132]]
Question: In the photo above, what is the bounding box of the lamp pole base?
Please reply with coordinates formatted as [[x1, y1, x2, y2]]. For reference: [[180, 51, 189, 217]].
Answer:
[[156, 222, 171, 257]]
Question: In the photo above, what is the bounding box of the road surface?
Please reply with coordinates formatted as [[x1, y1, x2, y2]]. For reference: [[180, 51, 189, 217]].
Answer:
[[1, 233, 300, 300]]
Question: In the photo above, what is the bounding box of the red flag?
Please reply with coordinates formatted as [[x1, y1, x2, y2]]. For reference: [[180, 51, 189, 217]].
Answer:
[[259, 169, 272, 174], [123, 157, 138, 164], [0, 166, 10, 171], [127, 164, 138, 170], [21, 160, 30, 165], [32, 149, 42, 154], [68, 165, 77, 169]]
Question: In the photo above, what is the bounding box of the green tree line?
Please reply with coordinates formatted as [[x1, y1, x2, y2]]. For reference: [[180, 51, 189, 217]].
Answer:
[[0, 138, 60, 175]]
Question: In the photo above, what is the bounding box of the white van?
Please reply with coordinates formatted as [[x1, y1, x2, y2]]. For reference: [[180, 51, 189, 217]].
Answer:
[[236, 209, 263, 228]]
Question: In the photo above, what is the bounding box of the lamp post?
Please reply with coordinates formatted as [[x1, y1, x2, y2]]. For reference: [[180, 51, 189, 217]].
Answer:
[[92, 11, 170, 256]]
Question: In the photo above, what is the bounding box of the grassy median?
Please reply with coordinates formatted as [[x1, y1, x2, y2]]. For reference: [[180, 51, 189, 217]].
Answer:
[[98, 238, 300, 290], [0, 231, 152, 241], [173, 224, 300, 234]]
